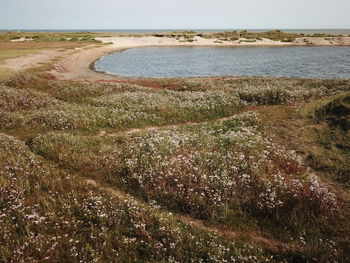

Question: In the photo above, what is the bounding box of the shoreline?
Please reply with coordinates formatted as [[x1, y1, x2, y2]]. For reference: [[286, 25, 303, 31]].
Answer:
[[3, 36, 350, 81], [51, 36, 350, 81]]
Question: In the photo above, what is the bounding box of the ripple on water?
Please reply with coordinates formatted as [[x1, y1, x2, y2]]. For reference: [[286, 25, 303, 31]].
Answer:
[[94, 46, 350, 79]]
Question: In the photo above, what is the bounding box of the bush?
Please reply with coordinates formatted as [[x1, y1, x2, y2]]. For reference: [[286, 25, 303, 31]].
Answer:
[[316, 92, 350, 131], [4, 73, 40, 88]]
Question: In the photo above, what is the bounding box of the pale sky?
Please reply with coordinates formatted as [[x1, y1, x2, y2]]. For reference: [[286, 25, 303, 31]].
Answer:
[[1, 0, 350, 29]]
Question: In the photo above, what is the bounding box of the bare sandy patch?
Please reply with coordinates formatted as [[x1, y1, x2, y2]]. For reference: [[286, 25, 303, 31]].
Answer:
[[2, 49, 72, 72], [10, 37, 33, 42]]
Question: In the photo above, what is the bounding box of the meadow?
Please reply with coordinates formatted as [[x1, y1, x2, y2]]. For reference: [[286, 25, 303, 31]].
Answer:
[[0, 70, 349, 262]]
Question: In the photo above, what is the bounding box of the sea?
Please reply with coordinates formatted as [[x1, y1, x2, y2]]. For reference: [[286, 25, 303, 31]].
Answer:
[[1, 29, 350, 35]]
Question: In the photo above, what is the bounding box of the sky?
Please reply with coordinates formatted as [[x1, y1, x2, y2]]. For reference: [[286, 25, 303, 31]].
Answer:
[[1, 0, 350, 30]]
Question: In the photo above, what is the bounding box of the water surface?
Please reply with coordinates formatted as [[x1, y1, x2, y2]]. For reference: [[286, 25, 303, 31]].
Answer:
[[94, 46, 350, 79]]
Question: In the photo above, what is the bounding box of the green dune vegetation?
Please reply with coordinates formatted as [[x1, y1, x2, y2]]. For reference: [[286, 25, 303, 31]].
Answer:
[[0, 70, 350, 262], [0, 31, 101, 42], [1, 29, 348, 43]]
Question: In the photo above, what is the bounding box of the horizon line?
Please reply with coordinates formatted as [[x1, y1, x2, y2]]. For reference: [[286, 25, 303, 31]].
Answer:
[[2, 28, 350, 31]]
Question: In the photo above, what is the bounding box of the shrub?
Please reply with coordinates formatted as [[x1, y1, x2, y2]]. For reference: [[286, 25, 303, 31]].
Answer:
[[4, 73, 40, 88]]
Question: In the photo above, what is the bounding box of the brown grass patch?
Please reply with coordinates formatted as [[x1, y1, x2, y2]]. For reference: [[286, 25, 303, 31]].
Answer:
[[0, 41, 91, 52]]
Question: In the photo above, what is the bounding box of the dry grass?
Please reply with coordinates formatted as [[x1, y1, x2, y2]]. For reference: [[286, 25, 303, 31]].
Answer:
[[0, 41, 95, 80], [0, 41, 91, 51]]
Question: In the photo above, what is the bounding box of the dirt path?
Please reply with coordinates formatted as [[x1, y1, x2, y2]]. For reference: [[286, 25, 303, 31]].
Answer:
[[98, 108, 261, 138], [83, 177, 280, 252], [87, 107, 281, 251]]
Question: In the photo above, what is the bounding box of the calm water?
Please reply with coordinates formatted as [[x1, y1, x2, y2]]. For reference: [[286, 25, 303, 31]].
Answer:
[[94, 46, 350, 79]]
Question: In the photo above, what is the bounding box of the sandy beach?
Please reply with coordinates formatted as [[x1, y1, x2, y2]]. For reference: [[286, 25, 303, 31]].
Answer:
[[3, 35, 350, 81]]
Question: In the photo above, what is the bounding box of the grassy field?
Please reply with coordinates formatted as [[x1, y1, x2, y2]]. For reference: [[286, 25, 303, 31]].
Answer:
[[0, 33, 350, 262], [1, 72, 349, 262]]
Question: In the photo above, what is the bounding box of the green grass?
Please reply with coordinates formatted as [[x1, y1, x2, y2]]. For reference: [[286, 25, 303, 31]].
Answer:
[[302, 93, 350, 186], [256, 96, 350, 261]]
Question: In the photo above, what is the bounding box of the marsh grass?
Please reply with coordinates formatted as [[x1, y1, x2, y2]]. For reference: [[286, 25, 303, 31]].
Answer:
[[1, 73, 350, 262], [0, 75, 246, 134], [30, 113, 340, 226], [2, 133, 274, 263], [301, 93, 350, 186]]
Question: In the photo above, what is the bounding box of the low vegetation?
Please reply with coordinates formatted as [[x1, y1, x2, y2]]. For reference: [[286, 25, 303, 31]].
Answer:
[[32, 113, 338, 226], [151, 30, 303, 42], [315, 92, 350, 131], [2, 132, 276, 263], [306, 93, 350, 186], [0, 31, 101, 42], [202, 30, 301, 42], [0, 72, 349, 262]]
